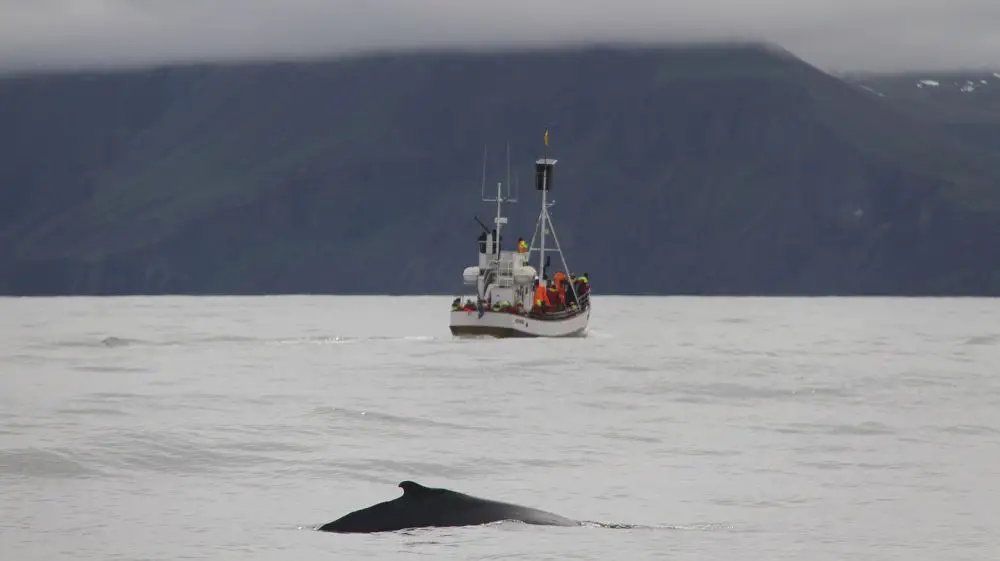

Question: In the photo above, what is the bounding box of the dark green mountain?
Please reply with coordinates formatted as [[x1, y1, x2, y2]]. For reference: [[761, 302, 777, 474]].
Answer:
[[2, 44, 1000, 296]]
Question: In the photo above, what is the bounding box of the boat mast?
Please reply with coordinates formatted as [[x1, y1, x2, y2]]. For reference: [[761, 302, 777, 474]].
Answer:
[[493, 179, 504, 254], [483, 143, 516, 272], [531, 129, 582, 307], [537, 129, 550, 282], [495, 143, 513, 249]]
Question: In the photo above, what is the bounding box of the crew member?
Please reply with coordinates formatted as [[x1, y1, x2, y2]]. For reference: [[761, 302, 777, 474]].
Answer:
[[553, 271, 568, 305], [517, 237, 528, 253], [547, 279, 560, 311], [565, 275, 578, 307], [534, 278, 550, 312]]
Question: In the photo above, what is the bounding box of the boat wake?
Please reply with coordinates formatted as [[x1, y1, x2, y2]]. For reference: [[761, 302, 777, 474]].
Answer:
[[580, 520, 735, 531]]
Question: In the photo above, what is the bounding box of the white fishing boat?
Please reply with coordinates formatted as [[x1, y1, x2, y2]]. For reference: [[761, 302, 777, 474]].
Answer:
[[449, 131, 591, 338]]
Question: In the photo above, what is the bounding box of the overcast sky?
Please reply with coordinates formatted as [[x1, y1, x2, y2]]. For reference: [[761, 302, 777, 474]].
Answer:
[[2, 0, 999, 73]]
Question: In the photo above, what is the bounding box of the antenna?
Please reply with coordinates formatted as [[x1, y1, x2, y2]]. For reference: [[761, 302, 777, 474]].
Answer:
[[506, 142, 511, 200], [481, 143, 487, 200], [505, 142, 518, 203]]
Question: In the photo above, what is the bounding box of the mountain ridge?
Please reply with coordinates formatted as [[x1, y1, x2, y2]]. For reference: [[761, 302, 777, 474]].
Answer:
[[2, 43, 999, 296]]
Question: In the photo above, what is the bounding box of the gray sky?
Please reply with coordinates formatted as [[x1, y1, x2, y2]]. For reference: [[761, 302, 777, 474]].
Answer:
[[2, 0, 999, 73]]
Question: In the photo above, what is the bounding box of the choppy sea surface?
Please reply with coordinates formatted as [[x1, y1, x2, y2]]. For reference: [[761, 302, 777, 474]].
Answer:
[[1, 295, 998, 560]]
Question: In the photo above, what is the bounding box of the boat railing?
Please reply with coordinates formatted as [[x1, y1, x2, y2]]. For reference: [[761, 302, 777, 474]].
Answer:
[[451, 291, 589, 320], [528, 292, 590, 320]]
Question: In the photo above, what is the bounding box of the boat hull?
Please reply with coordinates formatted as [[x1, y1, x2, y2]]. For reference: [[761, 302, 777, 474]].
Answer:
[[449, 307, 590, 338]]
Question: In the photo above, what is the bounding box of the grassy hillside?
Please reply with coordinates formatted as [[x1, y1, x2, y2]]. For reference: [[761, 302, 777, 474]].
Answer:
[[2, 44, 1000, 295]]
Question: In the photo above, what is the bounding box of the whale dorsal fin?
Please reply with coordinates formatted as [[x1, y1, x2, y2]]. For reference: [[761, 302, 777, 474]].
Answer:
[[398, 480, 437, 497]]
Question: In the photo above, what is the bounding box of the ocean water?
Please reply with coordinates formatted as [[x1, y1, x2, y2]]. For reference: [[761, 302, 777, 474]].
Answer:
[[1, 295, 998, 560]]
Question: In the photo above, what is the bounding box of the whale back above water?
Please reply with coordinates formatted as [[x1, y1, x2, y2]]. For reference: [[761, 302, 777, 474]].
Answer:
[[317, 480, 580, 533]]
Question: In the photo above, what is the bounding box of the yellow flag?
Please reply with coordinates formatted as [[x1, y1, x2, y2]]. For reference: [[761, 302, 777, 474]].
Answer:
[[543, 129, 549, 147]]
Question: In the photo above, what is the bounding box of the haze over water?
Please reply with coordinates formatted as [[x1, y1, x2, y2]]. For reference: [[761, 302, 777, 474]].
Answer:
[[1, 295, 998, 560]]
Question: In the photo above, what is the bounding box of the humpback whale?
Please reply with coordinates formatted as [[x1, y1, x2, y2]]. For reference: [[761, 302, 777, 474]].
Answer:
[[317, 480, 580, 533]]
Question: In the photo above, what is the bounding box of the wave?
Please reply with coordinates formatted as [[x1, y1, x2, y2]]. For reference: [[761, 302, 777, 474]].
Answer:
[[964, 334, 1000, 345], [42, 334, 441, 350], [0, 448, 105, 478], [310, 406, 489, 433]]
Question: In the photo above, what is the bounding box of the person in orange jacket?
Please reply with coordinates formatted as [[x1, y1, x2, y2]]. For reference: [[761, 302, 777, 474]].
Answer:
[[534, 278, 551, 312], [553, 271, 568, 308]]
